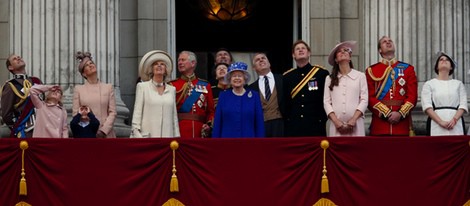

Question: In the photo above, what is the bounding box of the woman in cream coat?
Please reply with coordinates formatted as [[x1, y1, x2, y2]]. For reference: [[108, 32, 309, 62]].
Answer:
[[131, 50, 180, 138], [323, 41, 368, 136], [73, 52, 117, 138]]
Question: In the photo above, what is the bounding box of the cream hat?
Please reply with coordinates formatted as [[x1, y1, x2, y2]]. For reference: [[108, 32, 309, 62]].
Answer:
[[138, 50, 173, 82]]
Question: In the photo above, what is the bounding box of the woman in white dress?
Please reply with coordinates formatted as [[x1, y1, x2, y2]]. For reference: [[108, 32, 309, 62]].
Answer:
[[323, 41, 368, 136], [131, 50, 180, 138], [421, 51, 467, 136]]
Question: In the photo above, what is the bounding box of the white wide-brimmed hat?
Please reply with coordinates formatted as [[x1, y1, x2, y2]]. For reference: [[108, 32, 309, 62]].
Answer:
[[138, 50, 173, 82]]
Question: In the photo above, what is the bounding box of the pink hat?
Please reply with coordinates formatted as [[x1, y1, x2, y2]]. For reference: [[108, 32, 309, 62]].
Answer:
[[76, 51, 93, 75], [328, 41, 357, 66]]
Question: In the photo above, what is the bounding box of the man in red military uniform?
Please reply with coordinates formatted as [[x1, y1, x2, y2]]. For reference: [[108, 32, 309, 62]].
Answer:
[[365, 36, 418, 136], [170, 51, 215, 138]]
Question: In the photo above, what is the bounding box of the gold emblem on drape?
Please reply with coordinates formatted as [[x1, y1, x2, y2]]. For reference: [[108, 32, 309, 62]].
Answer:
[[15, 201, 32, 206], [313, 198, 337, 206], [162, 198, 185, 206]]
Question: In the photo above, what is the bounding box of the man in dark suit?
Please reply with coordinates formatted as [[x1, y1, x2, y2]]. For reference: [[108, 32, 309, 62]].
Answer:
[[248, 52, 284, 137], [283, 40, 329, 137]]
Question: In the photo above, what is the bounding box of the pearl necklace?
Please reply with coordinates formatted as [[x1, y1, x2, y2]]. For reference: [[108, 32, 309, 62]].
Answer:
[[152, 80, 165, 87], [232, 88, 246, 96]]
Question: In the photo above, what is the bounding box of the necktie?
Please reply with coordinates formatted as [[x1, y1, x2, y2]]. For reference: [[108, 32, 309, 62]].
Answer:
[[264, 76, 271, 100]]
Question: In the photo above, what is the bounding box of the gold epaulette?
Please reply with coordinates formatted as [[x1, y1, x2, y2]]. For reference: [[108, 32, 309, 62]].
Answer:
[[399, 101, 414, 118], [313, 64, 325, 70], [283, 68, 296, 75], [373, 102, 391, 117]]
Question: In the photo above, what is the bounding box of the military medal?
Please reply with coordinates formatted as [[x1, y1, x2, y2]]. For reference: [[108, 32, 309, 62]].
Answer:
[[195, 84, 202, 92], [200, 94, 205, 102], [398, 78, 406, 86], [399, 88, 406, 96], [398, 68, 404, 76], [187, 82, 194, 96], [197, 100, 203, 108], [308, 81, 317, 91]]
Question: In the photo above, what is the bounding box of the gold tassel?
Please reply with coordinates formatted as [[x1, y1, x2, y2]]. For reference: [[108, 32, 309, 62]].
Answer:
[[321, 175, 329, 193], [19, 141, 29, 196], [320, 140, 329, 193], [19, 177, 27, 196], [409, 118, 415, 136], [170, 174, 179, 192], [170, 141, 179, 193]]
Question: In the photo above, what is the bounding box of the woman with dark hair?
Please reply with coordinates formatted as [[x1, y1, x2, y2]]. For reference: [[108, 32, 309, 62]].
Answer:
[[211, 62, 229, 107], [421, 51, 467, 136], [72, 51, 117, 138], [323, 41, 368, 136]]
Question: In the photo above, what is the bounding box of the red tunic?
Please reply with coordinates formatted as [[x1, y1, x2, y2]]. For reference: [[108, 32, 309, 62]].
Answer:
[[366, 59, 418, 136], [170, 76, 215, 138]]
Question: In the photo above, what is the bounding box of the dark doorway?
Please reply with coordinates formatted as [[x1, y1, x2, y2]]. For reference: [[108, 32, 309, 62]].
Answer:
[[176, 0, 294, 83]]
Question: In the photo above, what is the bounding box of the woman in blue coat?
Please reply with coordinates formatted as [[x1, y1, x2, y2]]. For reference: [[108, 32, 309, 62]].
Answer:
[[212, 62, 265, 138]]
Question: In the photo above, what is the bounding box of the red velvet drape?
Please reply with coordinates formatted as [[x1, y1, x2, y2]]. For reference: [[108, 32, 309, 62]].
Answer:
[[0, 137, 469, 206]]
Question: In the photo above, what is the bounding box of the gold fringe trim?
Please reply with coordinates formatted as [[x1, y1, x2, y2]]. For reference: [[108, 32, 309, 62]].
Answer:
[[312, 198, 337, 206], [19, 141, 29, 196], [320, 140, 329, 194], [170, 141, 179, 193], [15, 201, 32, 206], [463, 199, 470, 206], [162, 198, 185, 206], [399, 101, 414, 118], [372, 102, 391, 118]]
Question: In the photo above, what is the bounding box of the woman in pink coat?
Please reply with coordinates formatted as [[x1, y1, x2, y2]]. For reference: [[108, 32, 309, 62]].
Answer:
[[323, 41, 368, 136], [73, 51, 117, 138]]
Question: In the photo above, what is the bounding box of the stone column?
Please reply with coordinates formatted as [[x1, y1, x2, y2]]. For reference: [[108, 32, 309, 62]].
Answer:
[[2, 0, 130, 137]]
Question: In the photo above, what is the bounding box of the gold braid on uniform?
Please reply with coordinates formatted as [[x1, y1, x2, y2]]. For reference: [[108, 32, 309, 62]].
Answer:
[[367, 66, 390, 81], [373, 102, 391, 118], [399, 101, 414, 118], [8, 79, 32, 108], [175, 74, 196, 105]]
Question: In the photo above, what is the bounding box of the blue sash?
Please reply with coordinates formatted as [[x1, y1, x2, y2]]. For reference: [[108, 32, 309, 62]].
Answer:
[[377, 62, 409, 100], [14, 97, 33, 138], [179, 80, 208, 113]]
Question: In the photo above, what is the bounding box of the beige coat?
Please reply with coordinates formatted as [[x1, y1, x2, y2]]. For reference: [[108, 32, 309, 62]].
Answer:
[[72, 81, 117, 137], [131, 81, 180, 138]]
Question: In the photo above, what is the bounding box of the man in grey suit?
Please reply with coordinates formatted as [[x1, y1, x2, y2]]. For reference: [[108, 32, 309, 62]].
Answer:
[[248, 52, 284, 137]]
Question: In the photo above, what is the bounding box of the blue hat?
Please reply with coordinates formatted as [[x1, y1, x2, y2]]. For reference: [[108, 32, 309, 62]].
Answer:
[[225, 62, 251, 83]]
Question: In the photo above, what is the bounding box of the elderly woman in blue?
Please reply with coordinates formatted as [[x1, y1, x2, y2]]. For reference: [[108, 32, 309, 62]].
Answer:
[[212, 62, 265, 138]]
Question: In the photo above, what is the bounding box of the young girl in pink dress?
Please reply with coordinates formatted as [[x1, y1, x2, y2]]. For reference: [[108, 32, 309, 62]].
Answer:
[[30, 84, 69, 138]]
